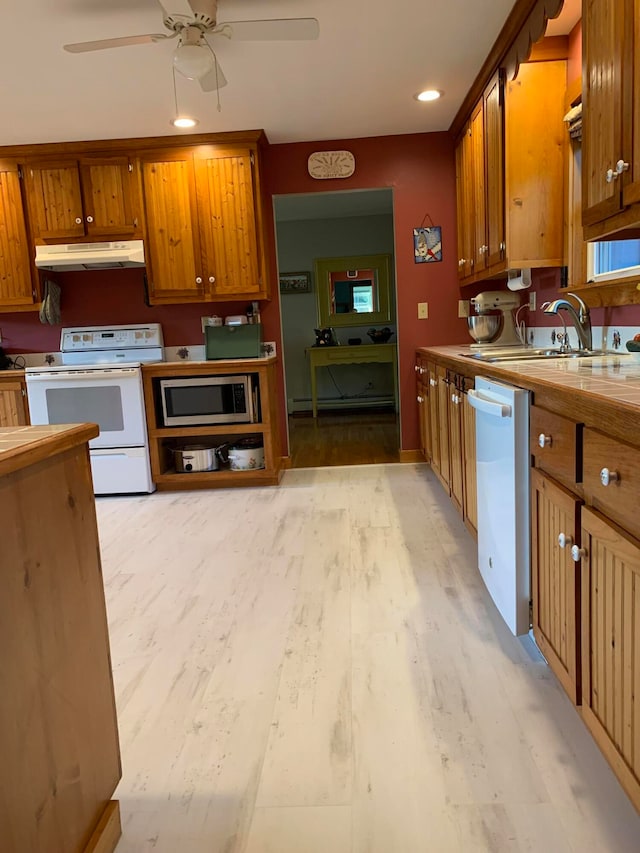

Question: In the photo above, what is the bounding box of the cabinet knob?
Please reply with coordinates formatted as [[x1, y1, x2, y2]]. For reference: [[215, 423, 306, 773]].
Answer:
[[616, 159, 630, 174], [429, 378, 437, 387], [558, 532, 573, 549], [499, 241, 506, 253], [606, 168, 619, 183], [571, 544, 587, 563], [195, 276, 203, 284], [75, 217, 82, 224], [86, 215, 94, 223], [538, 433, 552, 448], [414, 365, 419, 373], [600, 467, 619, 486], [458, 258, 466, 267], [417, 395, 424, 403], [209, 276, 216, 284]]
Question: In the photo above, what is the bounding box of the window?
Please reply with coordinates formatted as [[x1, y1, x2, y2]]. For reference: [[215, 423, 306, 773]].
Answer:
[[588, 239, 640, 283]]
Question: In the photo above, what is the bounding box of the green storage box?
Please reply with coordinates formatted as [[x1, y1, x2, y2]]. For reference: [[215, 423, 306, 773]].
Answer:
[[205, 323, 262, 360]]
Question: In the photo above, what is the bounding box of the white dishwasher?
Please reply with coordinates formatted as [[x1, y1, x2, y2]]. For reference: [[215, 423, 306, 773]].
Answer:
[[468, 376, 531, 636]]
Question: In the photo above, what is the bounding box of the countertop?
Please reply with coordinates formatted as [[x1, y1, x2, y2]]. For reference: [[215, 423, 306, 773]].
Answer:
[[0, 368, 26, 379], [418, 344, 640, 444], [0, 423, 99, 478]]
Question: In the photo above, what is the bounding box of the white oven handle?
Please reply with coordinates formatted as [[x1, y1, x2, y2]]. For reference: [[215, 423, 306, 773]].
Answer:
[[468, 389, 512, 419], [26, 368, 139, 382]]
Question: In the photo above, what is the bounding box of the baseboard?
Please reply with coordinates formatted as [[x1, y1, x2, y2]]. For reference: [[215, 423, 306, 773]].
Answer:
[[399, 449, 426, 463]]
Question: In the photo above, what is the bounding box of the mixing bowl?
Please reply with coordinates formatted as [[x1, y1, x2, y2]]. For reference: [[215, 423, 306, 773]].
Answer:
[[467, 312, 503, 343]]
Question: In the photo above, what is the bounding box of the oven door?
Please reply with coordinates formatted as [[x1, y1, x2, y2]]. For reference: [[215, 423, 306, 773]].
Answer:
[[26, 366, 147, 449]]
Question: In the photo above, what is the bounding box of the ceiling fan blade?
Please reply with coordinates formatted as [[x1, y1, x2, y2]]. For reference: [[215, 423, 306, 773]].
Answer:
[[217, 17, 319, 42], [64, 33, 170, 53], [199, 57, 228, 92]]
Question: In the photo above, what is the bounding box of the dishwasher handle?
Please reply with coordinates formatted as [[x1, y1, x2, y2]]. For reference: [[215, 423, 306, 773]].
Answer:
[[467, 389, 512, 418]]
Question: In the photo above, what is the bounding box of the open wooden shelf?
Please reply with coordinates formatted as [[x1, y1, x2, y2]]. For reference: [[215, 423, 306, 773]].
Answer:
[[142, 358, 282, 491], [561, 279, 640, 308]]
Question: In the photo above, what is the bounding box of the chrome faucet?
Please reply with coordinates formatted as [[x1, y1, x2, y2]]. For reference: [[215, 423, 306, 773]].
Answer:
[[542, 292, 592, 351]]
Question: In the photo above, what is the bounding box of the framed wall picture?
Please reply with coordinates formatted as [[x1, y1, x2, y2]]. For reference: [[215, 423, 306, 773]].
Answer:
[[279, 271, 312, 294], [413, 226, 442, 263]]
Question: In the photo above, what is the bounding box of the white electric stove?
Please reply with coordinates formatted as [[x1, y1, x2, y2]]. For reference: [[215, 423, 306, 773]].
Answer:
[[26, 323, 164, 495]]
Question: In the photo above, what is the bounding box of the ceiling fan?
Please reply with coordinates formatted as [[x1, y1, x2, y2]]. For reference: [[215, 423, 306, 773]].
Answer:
[[63, 0, 319, 92]]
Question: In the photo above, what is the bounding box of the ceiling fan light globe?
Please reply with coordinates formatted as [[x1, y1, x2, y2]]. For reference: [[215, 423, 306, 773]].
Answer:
[[171, 116, 199, 128], [173, 43, 214, 80]]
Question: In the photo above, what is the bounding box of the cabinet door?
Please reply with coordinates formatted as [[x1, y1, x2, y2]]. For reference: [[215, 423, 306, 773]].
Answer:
[[448, 385, 464, 515], [580, 506, 640, 812], [195, 147, 265, 299], [461, 389, 477, 536], [23, 159, 85, 241], [483, 70, 505, 269], [622, 0, 640, 206], [415, 358, 430, 461], [0, 161, 38, 310], [79, 155, 139, 237], [531, 470, 582, 704], [470, 100, 487, 274], [0, 379, 29, 426], [427, 363, 441, 475], [436, 366, 450, 490], [455, 124, 474, 281], [582, 0, 625, 226], [140, 150, 207, 304]]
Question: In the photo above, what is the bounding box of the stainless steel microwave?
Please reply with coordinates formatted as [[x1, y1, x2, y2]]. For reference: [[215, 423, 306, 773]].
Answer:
[[158, 375, 256, 427]]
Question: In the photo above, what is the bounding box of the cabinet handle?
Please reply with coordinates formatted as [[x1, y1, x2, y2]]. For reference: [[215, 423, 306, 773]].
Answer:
[[195, 276, 203, 284], [458, 258, 466, 267], [558, 533, 573, 549], [616, 159, 630, 174], [429, 378, 437, 387], [75, 217, 82, 224], [86, 215, 94, 223], [478, 245, 486, 255], [600, 467, 619, 486], [571, 544, 587, 562], [538, 433, 552, 448], [417, 395, 424, 403], [208, 276, 216, 284], [606, 168, 619, 183], [499, 241, 506, 253]]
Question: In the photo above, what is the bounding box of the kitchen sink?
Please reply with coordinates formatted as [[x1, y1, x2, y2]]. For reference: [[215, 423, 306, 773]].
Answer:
[[461, 347, 617, 363]]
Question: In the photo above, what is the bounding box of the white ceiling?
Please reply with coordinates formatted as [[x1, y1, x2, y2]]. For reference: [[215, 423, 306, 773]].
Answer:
[[1, 1, 580, 148]]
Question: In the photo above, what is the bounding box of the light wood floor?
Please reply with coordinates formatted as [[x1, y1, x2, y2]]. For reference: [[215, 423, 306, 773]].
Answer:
[[288, 411, 400, 468], [97, 464, 640, 853]]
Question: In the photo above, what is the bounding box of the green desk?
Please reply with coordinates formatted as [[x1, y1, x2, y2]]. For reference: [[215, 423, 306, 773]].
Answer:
[[306, 343, 398, 418]]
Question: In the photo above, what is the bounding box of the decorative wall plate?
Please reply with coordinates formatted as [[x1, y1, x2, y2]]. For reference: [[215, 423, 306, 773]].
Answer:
[[308, 150, 355, 179]]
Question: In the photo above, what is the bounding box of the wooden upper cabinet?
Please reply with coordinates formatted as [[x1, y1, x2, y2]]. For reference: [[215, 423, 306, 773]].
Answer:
[[455, 123, 474, 281], [23, 155, 140, 243], [194, 147, 266, 299], [0, 160, 38, 310], [483, 70, 505, 270], [455, 57, 565, 285], [139, 149, 206, 304], [582, 0, 624, 227]]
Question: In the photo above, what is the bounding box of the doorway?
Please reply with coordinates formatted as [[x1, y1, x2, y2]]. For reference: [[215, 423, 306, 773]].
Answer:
[[273, 188, 399, 468]]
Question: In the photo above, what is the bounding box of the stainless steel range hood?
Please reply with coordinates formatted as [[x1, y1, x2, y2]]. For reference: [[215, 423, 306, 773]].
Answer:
[[35, 240, 145, 271]]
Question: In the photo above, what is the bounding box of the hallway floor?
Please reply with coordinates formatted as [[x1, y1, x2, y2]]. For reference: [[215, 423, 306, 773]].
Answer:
[[288, 410, 400, 468], [97, 464, 640, 852]]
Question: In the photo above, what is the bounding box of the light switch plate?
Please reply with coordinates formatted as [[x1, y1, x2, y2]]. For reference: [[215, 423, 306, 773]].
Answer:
[[418, 302, 429, 319], [528, 292, 537, 311], [458, 300, 470, 318]]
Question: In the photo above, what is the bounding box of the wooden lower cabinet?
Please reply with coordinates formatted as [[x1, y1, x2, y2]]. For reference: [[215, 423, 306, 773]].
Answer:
[[426, 361, 440, 473], [0, 376, 29, 426], [435, 366, 450, 490], [448, 383, 464, 515], [579, 506, 640, 812], [461, 388, 477, 537], [531, 469, 582, 704], [415, 356, 430, 461]]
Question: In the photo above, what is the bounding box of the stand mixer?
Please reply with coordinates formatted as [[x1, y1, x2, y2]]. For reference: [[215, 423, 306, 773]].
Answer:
[[469, 290, 522, 348]]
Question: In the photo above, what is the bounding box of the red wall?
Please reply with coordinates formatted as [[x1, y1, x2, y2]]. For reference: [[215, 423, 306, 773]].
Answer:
[[567, 19, 582, 86], [264, 132, 465, 451]]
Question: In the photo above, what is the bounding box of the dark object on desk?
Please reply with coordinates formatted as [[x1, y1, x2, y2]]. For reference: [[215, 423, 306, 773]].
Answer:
[[367, 327, 394, 343], [0, 347, 15, 370], [314, 328, 339, 346], [348, 338, 362, 345]]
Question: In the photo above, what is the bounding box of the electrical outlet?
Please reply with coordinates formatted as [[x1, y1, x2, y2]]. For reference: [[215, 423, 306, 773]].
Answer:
[[458, 300, 470, 318], [528, 292, 537, 311], [417, 302, 429, 319]]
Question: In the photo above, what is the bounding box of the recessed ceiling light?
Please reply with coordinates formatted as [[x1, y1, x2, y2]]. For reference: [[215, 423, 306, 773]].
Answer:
[[171, 116, 199, 129], [415, 89, 443, 102]]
